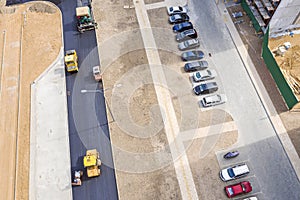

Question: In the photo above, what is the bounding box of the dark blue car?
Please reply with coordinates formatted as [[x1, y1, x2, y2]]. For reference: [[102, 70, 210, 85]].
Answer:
[[193, 82, 218, 95], [173, 22, 193, 32]]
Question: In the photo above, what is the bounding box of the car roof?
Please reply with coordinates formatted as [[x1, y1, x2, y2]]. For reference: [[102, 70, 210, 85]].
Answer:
[[232, 164, 249, 174], [196, 70, 210, 76], [181, 22, 192, 26], [231, 184, 243, 194], [187, 60, 207, 67], [203, 94, 221, 102], [205, 82, 217, 87], [182, 29, 195, 34], [185, 39, 198, 44]]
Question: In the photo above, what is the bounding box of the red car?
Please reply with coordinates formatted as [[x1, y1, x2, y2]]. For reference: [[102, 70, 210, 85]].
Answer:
[[225, 181, 252, 198]]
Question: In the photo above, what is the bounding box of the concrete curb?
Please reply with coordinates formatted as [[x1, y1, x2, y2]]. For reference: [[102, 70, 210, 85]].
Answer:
[[216, 2, 300, 181]]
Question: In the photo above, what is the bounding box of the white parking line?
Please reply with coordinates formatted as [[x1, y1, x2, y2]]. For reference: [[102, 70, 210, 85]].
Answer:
[[145, 2, 166, 10], [180, 121, 237, 141]]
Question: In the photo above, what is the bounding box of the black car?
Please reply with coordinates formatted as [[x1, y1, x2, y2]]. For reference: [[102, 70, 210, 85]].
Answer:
[[184, 61, 208, 72], [173, 22, 193, 32], [181, 50, 204, 61], [193, 82, 218, 95], [169, 13, 190, 24], [176, 29, 197, 42]]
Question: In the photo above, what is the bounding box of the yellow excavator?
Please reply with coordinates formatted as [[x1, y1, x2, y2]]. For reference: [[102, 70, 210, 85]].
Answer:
[[83, 149, 101, 177]]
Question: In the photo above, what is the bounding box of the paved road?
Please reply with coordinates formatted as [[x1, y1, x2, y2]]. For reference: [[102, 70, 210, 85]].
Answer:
[[6, 0, 119, 199], [189, 0, 300, 199], [59, 1, 119, 199]]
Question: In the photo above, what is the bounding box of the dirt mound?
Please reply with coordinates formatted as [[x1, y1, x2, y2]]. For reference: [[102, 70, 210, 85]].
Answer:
[[0, 6, 16, 14], [28, 2, 57, 14]]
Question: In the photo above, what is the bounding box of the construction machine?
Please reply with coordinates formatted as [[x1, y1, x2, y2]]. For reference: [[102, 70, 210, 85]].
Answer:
[[83, 149, 101, 177], [64, 50, 78, 72], [71, 170, 83, 186], [92, 66, 102, 81], [76, 1, 97, 33]]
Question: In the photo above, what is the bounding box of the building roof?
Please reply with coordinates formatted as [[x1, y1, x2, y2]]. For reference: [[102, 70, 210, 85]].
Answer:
[[269, 0, 300, 36]]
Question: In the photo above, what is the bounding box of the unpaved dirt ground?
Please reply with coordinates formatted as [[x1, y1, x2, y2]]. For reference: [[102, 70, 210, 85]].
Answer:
[[228, 4, 300, 156], [186, 131, 238, 200], [144, 0, 163, 5], [0, 2, 61, 200]]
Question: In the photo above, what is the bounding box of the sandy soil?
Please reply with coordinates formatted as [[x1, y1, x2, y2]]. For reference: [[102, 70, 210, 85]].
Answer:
[[0, 2, 61, 200], [269, 34, 300, 100]]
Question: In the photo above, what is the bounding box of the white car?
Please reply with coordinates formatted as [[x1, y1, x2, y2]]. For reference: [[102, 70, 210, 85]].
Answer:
[[200, 94, 226, 107], [243, 197, 258, 200], [167, 6, 187, 15], [220, 163, 250, 181], [193, 69, 216, 82]]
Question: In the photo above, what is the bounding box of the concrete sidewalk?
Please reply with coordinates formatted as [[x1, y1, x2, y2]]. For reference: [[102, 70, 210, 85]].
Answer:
[[29, 48, 72, 200]]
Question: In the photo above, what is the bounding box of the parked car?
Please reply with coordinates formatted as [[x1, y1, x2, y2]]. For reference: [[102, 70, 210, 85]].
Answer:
[[178, 39, 200, 51], [169, 13, 189, 24], [234, 19, 244, 24], [173, 22, 193, 32], [200, 94, 226, 107], [193, 69, 216, 82], [223, 151, 239, 159], [220, 163, 250, 181], [232, 11, 243, 18], [167, 6, 187, 15], [225, 181, 252, 198], [193, 82, 218, 95], [176, 29, 197, 42], [184, 61, 208, 72], [243, 197, 258, 200], [181, 50, 204, 61]]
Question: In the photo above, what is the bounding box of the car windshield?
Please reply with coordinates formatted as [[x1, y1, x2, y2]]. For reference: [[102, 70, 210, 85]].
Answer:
[[199, 84, 206, 91], [241, 183, 246, 191], [171, 15, 180, 20], [196, 72, 201, 78], [227, 168, 235, 178], [195, 86, 201, 92], [170, 7, 173, 11], [187, 52, 195, 57], [227, 188, 234, 196], [180, 31, 189, 37]]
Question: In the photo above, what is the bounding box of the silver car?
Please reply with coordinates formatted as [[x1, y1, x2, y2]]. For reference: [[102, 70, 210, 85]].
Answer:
[[178, 39, 200, 51], [200, 94, 227, 107], [193, 69, 216, 82]]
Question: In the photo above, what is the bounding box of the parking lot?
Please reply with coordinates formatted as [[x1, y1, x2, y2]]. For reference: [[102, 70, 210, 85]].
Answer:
[[93, 1, 241, 199], [93, 0, 300, 199]]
